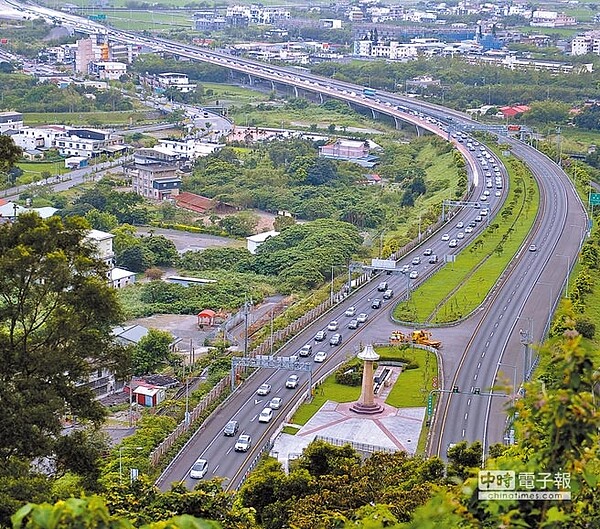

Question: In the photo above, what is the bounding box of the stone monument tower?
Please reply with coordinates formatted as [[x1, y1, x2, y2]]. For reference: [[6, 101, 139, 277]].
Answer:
[[350, 343, 383, 415]]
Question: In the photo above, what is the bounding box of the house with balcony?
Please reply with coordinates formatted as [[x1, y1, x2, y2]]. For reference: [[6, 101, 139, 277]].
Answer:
[[85, 229, 136, 288], [128, 163, 182, 201], [55, 128, 124, 158]]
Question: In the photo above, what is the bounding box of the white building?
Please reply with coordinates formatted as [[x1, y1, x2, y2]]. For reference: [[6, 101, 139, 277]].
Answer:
[[89, 61, 127, 80], [158, 138, 224, 160], [247, 230, 279, 255], [571, 32, 600, 56], [55, 128, 124, 158], [85, 229, 136, 288], [0, 111, 23, 133], [86, 229, 116, 268], [531, 11, 576, 27], [225, 4, 289, 24], [156, 72, 196, 93], [8, 125, 67, 151]]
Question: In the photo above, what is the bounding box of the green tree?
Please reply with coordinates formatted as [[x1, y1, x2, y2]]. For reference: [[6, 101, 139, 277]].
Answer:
[[111, 224, 138, 255], [573, 104, 600, 130], [85, 209, 119, 232], [12, 496, 220, 529], [273, 215, 296, 232], [218, 212, 259, 237], [522, 100, 571, 125], [53, 428, 110, 491], [131, 329, 174, 375], [0, 214, 127, 461], [117, 244, 154, 273], [0, 135, 22, 174], [141, 235, 179, 266], [0, 458, 50, 527]]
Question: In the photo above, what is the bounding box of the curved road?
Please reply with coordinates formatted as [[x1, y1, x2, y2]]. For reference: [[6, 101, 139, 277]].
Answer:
[[6, 0, 589, 485], [433, 143, 588, 458]]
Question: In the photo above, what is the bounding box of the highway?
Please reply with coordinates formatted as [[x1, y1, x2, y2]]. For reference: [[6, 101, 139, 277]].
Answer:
[[6, 0, 589, 485], [434, 141, 588, 458]]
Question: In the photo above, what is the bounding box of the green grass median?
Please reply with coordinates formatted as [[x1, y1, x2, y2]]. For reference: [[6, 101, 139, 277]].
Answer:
[[394, 153, 540, 324]]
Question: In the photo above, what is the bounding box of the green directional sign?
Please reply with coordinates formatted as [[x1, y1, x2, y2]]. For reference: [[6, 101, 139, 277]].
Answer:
[[590, 193, 600, 206], [427, 394, 433, 417]]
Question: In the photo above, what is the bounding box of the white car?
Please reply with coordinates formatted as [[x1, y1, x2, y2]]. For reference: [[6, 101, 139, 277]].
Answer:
[[189, 458, 208, 479], [409, 270, 419, 279], [456, 221, 464, 229], [258, 407, 273, 423], [285, 374, 300, 388], [256, 383, 271, 396], [234, 434, 252, 452], [457, 232, 464, 239], [495, 190, 502, 197], [269, 397, 282, 409], [465, 226, 474, 233], [441, 233, 450, 241], [449, 239, 458, 248], [314, 351, 328, 363], [344, 306, 356, 317], [327, 320, 339, 331], [357, 313, 368, 323]]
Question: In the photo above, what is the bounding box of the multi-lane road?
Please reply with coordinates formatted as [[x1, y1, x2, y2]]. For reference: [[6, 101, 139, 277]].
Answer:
[[6, 0, 589, 487]]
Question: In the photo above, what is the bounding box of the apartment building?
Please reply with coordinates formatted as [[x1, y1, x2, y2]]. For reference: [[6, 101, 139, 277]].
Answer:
[[571, 32, 600, 56], [128, 163, 182, 201], [55, 128, 124, 158], [0, 111, 23, 133]]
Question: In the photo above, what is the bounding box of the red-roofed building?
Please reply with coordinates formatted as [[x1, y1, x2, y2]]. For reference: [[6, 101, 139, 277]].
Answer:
[[175, 191, 238, 215], [499, 105, 530, 118], [197, 309, 216, 326]]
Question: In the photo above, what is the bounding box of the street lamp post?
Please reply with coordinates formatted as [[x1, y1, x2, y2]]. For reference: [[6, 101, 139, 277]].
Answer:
[[538, 280, 554, 334], [556, 254, 571, 298], [497, 362, 518, 403], [119, 446, 144, 485], [516, 316, 533, 389]]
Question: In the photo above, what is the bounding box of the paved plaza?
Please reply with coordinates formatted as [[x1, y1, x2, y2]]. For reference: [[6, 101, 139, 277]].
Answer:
[[271, 383, 426, 468]]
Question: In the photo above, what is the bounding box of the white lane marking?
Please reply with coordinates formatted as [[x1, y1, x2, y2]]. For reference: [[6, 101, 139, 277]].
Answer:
[[467, 399, 471, 406], [250, 414, 258, 422], [477, 363, 481, 369], [481, 351, 486, 358], [473, 374, 478, 381], [464, 413, 468, 420], [462, 429, 466, 437], [213, 465, 219, 474]]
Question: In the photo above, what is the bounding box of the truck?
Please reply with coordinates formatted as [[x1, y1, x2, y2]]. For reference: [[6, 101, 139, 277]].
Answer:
[[363, 88, 377, 97], [389, 330, 442, 349]]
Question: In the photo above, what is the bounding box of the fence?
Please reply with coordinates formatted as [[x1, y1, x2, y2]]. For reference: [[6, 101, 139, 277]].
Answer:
[[150, 272, 372, 470], [314, 435, 398, 454], [149, 376, 229, 466]]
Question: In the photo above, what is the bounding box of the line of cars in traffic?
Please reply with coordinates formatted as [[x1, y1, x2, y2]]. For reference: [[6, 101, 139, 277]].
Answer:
[[189, 379, 292, 479]]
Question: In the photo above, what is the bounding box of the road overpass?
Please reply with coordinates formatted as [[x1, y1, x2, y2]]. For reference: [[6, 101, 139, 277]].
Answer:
[[6, 0, 589, 486]]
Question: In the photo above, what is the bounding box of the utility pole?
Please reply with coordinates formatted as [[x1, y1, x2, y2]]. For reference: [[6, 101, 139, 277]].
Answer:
[[330, 266, 335, 302], [185, 339, 191, 426], [243, 296, 250, 357], [270, 306, 274, 356], [518, 318, 533, 394]]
